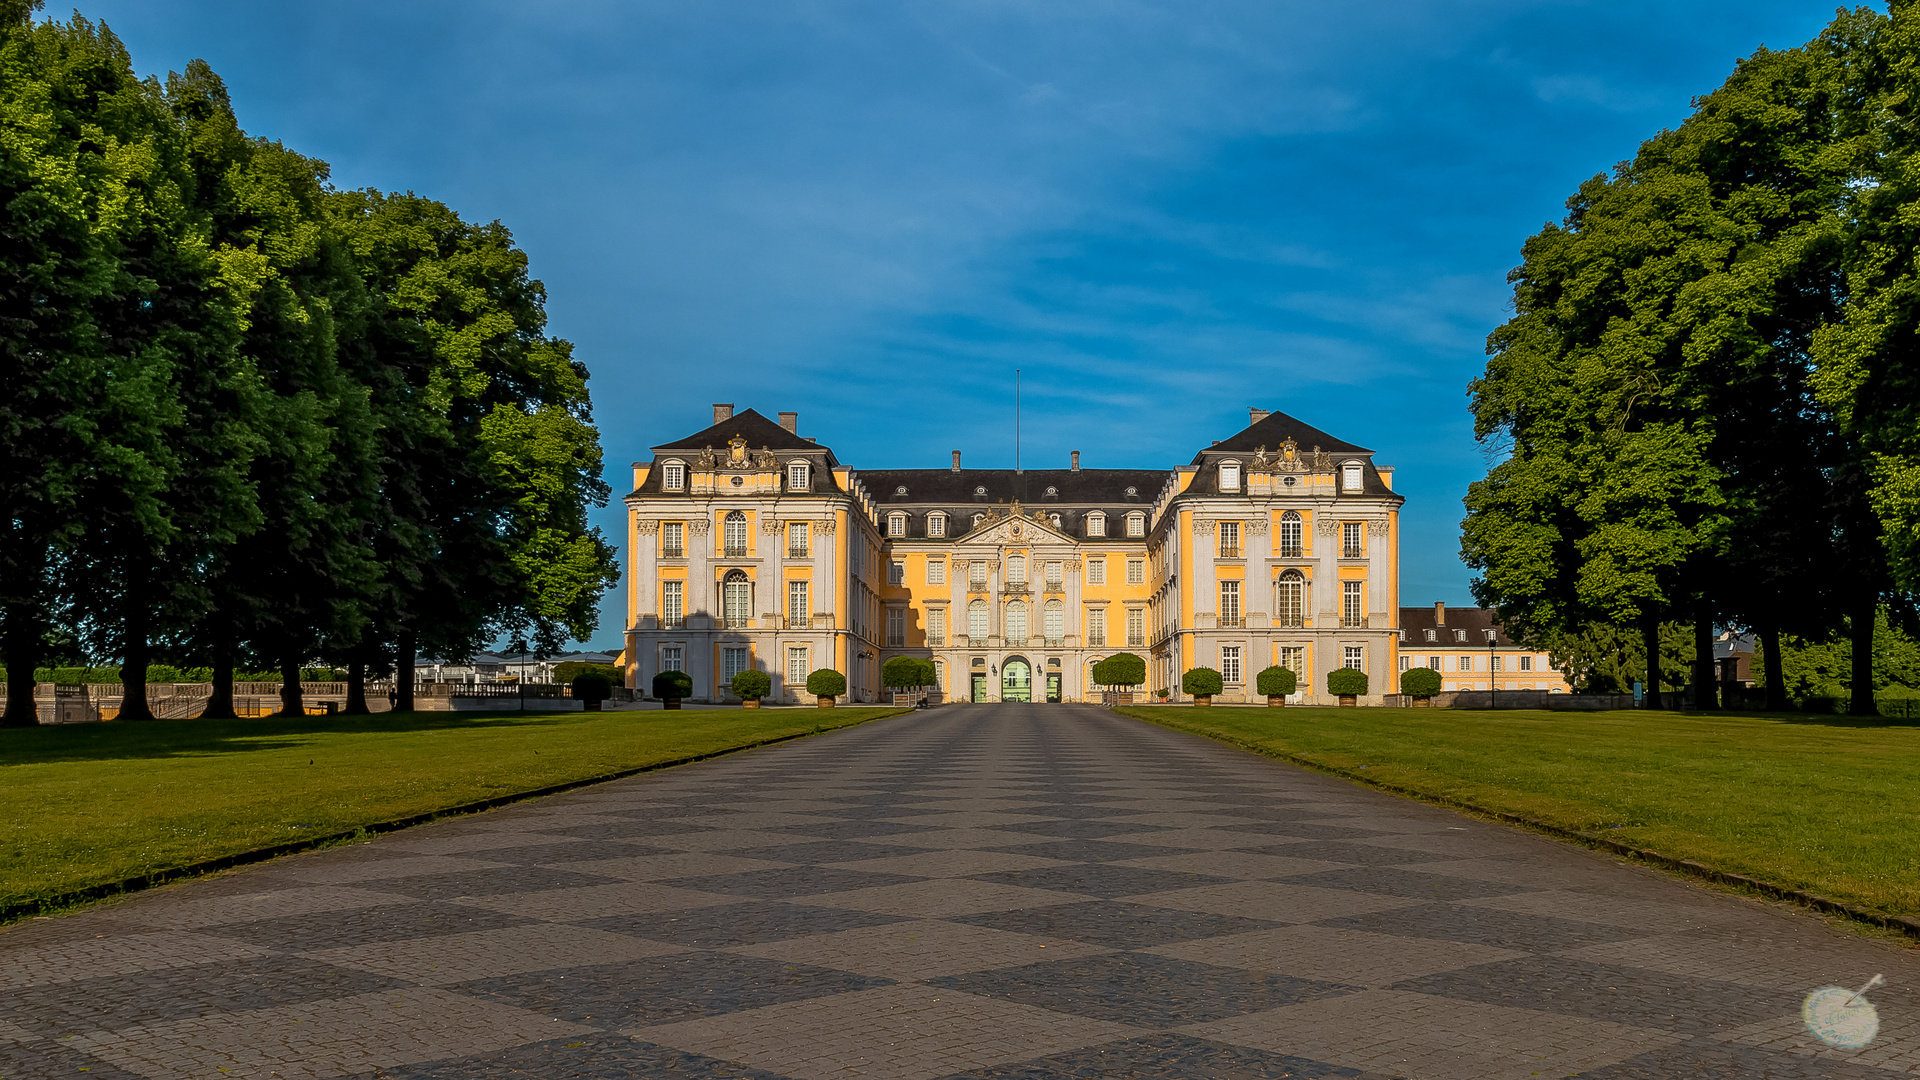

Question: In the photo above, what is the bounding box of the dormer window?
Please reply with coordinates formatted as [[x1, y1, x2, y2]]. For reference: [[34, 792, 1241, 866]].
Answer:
[[1124, 486, 1138, 498], [887, 512, 908, 537], [895, 485, 908, 496], [787, 462, 809, 491], [1219, 462, 1241, 492], [927, 512, 947, 538], [1087, 512, 1107, 538], [662, 462, 686, 491], [1126, 512, 1145, 537], [1049, 513, 1062, 528], [1342, 462, 1364, 493], [1424, 628, 1438, 642], [973, 485, 988, 501], [1043, 485, 1059, 499]]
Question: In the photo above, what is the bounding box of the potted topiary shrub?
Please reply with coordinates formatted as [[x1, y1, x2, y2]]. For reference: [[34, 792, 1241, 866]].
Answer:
[[570, 672, 614, 711], [1327, 667, 1368, 706], [806, 668, 846, 707], [1400, 666, 1441, 707], [1183, 667, 1223, 706], [652, 670, 693, 710], [1091, 653, 1146, 706], [731, 669, 772, 708], [1255, 666, 1296, 707]]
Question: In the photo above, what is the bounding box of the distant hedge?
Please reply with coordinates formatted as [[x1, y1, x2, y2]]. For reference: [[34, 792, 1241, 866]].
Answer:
[[882, 656, 936, 689], [1092, 653, 1145, 688], [570, 672, 614, 702], [1255, 666, 1297, 696], [554, 661, 620, 687], [1183, 667, 1223, 695]]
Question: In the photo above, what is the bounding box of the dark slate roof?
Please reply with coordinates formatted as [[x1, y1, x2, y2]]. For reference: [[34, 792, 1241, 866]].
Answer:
[[654, 408, 823, 453], [855, 468, 1167, 505], [1399, 606, 1520, 648], [1195, 409, 1371, 462]]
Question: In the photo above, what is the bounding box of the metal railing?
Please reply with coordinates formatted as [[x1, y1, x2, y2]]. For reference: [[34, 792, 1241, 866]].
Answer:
[[1004, 635, 1028, 647], [784, 615, 810, 629], [1341, 615, 1368, 628], [1278, 545, 1303, 558], [1043, 581, 1064, 593], [1044, 636, 1064, 647], [661, 615, 684, 629], [1127, 634, 1145, 647], [1218, 546, 1241, 558], [724, 544, 750, 558], [789, 544, 809, 558], [723, 616, 753, 628], [1087, 635, 1105, 647], [661, 544, 684, 558], [1217, 616, 1244, 628], [1342, 546, 1365, 559]]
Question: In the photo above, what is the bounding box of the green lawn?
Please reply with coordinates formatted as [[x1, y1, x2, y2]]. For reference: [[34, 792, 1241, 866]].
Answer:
[[0, 706, 905, 914], [1115, 705, 1920, 920]]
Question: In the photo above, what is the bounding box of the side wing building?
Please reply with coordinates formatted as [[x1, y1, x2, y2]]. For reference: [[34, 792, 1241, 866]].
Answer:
[[623, 405, 1405, 705]]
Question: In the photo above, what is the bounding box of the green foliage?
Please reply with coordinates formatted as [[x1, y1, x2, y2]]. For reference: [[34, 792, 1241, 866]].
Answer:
[[1544, 622, 1692, 693], [806, 668, 846, 696], [652, 670, 693, 700], [570, 672, 613, 702], [1326, 668, 1369, 696], [1255, 666, 1297, 696], [1092, 653, 1146, 688], [881, 656, 936, 689], [1399, 667, 1442, 697], [1182, 667, 1222, 696], [1755, 610, 1920, 699], [730, 668, 772, 700], [553, 662, 619, 687]]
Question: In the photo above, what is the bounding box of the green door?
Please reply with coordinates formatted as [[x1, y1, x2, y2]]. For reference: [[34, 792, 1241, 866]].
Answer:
[[1002, 659, 1032, 702], [971, 673, 987, 702]]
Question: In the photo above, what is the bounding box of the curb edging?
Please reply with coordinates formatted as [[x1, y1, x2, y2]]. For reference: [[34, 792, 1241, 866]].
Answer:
[[1, 710, 905, 925], [1127, 713, 1920, 941]]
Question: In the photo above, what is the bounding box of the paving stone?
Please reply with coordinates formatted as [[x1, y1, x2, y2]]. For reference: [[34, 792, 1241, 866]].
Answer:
[[565, 852, 796, 881], [928, 951, 1358, 1028], [457, 840, 680, 865], [1568, 1038, 1909, 1079], [952, 899, 1281, 948], [928, 1032, 1368, 1079], [1136, 879, 1427, 924], [113, 885, 426, 930], [0, 929, 272, 990], [1276, 864, 1544, 901], [306, 923, 688, 986], [727, 918, 1116, 981], [449, 882, 742, 921], [725, 839, 936, 864], [763, 819, 943, 840], [457, 952, 892, 1028], [662, 865, 925, 898], [366, 865, 630, 900], [334, 1031, 800, 1079], [0, 1039, 148, 1079], [1146, 923, 1528, 988], [793, 878, 1087, 918], [1318, 900, 1655, 953], [208, 901, 538, 952], [984, 836, 1193, 860], [971, 861, 1237, 898], [1115, 849, 1356, 879], [1241, 838, 1460, 865], [583, 900, 912, 947]]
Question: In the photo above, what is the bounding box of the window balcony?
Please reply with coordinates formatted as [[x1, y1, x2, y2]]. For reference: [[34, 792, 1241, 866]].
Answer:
[[723, 616, 753, 629], [1087, 634, 1105, 647], [1043, 581, 1064, 594], [1005, 635, 1029, 647], [724, 544, 750, 558], [1044, 636, 1064, 647], [1218, 546, 1241, 559], [1342, 546, 1365, 559], [1341, 615, 1369, 628], [661, 616, 685, 630], [789, 544, 809, 558], [1278, 545, 1302, 558], [661, 545, 684, 558], [1217, 616, 1244, 629], [1127, 635, 1145, 647], [1002, 582, 1029, 595], [928, 635, 945, 647], [1275, 616, 1304, 628], [784, 615, 811, 629]]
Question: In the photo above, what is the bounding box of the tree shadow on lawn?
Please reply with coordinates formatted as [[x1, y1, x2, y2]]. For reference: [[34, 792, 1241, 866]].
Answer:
[[0, 711, 580, 767]]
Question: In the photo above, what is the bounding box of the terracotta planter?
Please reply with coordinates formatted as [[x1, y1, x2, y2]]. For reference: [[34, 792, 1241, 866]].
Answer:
[[817, 695, 836, 708], [1267, 695, 1286, 708], [742, 699, 760, 709], [663, 700, 681, 710], [1339, 694, 1357, 707], [1193, 694, 1213, 707], [1414, 697, 1432, 708], [582, 700, 602, 711]]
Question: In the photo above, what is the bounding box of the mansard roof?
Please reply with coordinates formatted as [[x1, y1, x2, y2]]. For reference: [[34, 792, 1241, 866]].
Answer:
[[1191, 409, 1371, 464], [1399, 605, 1518, 648], [855, 468, 1166, 506], [653, 408, 827, 455]]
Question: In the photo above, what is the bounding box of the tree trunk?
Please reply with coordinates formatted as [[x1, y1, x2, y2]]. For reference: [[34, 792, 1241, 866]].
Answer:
[[1692, 605, 1717, 711], [1, 601, 41, 727], [395, 631, 416, 712], [277, 654, 305, 717], [1641, 607, 1662, 709], [1849, 595, 1878, 716], [117, 587, 156, 721], [343, 653, 369, 715], [1758, 621, 1789, 712], [201, 626, 237, 719]]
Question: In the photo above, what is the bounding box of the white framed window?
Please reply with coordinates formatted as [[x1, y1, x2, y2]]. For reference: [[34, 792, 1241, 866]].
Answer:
[[1044, 599, 1065, 643], [662, 462, 685, 491], [886, 608, 905, 647], [1344, 646, 1363, 670], [1280, 645, 1304, 674], [968, 599, 989, 640], [787, 462, 809, 490], [723, 570, 752, 627], [1275, 570, 1305, 627], [969, 561, 988, 588], [724, 510, 748, 555], [888, 512, 907, 537], [1005, 600, 1028, 642], [1343, 462, 1364, 492], [927, 560, 946, 585], [1219, 520, 1240, 556], [723, 647, 749, 682], [788, 580, 808, 623], [1126, 559, 1144, 585], [662, 521, 684, 558], [1126, 512, 1145, 537], [662, 580, 683, 628], [1087, 512, 1107, 537], [1087, 608, 1106, 647], [888, 561, 904, 586], [1006, 556, 1026, 586], [1491, 655, 1504, 673], [788, 521, 810, 557], [1045, 561, 1062, 588], [660, 645, 683, 673], [1399, 655, 1410, 672], [1220, 462, 1241, 492], [1221, 646, 1241, 684], [1279, 510, 1303, 557], [787, 646, 809, 686], [1424, 628, 1438, 642], [1219, 580, 1241, 626], [928, 512, 947, 537], [1428, 655, 1442, 670], [1342, 580, 1363, 626], [1520, 655, 1533, 671], [1087, 559, 1106, 585], [933, 659, 945, 688], [1343, 521, 1364, 557], [1460, 655, 1474, 672], [1126, 608, 1144, 647], [927, 607, 946, 646]]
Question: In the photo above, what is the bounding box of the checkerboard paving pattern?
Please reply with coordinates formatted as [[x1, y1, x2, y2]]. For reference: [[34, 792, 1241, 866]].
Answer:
[[4, 704, 1918, 1079]]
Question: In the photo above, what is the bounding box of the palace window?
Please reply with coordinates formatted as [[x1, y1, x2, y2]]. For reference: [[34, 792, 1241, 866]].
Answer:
[[662, 462, 685, 491], [1044, 561, 1062, 588], [927, 607, 946, 646], [886, 608, 905, 647], [787, 647, 808, 686], [723, 570, 752, 628], [1219, 521, 1240, 558], [1044, 600, 1064, 645], [1006, 600, 1028, 644], [1280, 646, 1304, 675], [1126, 608, 1145, 647], [1275, 570, 1305, 627], [1399, 655, 1411, 672], [1220, 462, 1241, 492], [1219, 580, 1241, 628], [968, 599, 989, 640], [787, 580, 808, 624], [1342, 462, 1364, 492], [662, 521, 684, 558], [1459, 655, 1474, 672], [1006, 556, 1026, 587], [1519, 655, 1533, 672], [888, 561, 904, 586], [1126, 512, 1145, 537], [1087, 558, 1106, 585], [723, 647, 749, 683], [787, 521, 808, 557], [1279, 511, 1302, 558], [1087, 512, 1107, 537], [927, 560, 945, 585], [1344, 646, 1363, 670], [1428, 655, 1441, 670], [1342, 581, 1364, 627], [888, 512, 907, 537], [928, 512, 947, 537], [1343, 521, 1364, 558], [1491, 655, 1503, 673], [969, 561, 988, 588], [1126, 559, 1144, 584], [723, 511, 748, 556], [1221, 646, 1241, 684], [787, 462, 809, 491], [661, 645, 683, 673], [933, 659, 945, 688], [1424, 628, 1438, 642], [1087, 608, 1106, 647], [661, 580, 683, 629]]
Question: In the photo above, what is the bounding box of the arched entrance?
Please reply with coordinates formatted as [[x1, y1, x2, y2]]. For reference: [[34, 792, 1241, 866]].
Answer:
[[1001, 657, 1032, 703]]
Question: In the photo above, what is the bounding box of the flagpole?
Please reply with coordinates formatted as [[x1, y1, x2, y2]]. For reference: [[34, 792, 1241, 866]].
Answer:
[[1015, 368, 1021, 475]]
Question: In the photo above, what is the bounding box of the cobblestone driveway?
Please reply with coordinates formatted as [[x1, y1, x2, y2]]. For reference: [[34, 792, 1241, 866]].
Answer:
[[4, 704, 1917, 1079]]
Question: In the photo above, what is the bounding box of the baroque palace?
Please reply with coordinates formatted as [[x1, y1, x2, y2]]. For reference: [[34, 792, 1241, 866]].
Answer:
[[621, 403, 1441, 705]]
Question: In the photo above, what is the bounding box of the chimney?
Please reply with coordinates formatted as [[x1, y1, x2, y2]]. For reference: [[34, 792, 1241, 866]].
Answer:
[[1070, 450, 1081, 472], [1434, 601, 1446, 626], [1249, 407, 1270, 425], [778, 411, 798, 434], [712, 403, 734, 424], [951, 450, 962, 472]]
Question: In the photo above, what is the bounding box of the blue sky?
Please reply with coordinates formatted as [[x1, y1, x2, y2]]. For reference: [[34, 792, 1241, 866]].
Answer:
[[85, 0, 1849, 648]]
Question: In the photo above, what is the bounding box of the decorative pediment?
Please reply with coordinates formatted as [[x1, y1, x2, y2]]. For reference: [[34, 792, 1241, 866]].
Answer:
[[957, 504, 1075, 547]]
